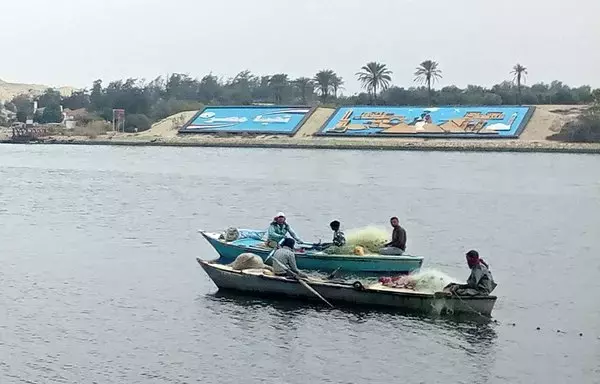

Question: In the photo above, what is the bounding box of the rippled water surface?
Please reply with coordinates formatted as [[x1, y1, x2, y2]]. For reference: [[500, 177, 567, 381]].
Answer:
[[1, 144, 599, 384]]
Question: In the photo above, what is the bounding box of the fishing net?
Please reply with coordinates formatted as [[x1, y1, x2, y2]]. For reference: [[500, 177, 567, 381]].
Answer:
[[228, 253, 266, 270], [327, 226, 388, 255], [376, 269, 459, 293]]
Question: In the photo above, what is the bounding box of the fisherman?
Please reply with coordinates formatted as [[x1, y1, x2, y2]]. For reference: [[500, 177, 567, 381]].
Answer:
[[379, 216, 407, 255], [271, 238, 308, 278], [321, 220, 346, 251], [444, 250, 497, 296], [266, 212, 302, 248]]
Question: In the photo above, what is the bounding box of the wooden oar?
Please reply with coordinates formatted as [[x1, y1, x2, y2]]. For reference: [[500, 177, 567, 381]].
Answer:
[[271, 258, 334, 308]]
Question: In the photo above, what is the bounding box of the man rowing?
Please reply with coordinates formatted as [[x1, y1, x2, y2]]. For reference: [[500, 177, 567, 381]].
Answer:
[[271, 238, 308, 278]]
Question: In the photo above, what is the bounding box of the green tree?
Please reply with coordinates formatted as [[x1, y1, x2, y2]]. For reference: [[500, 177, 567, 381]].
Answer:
[[331, 74, 344, 99], [314, 69, 336, 102], [414, 60, 443, 105], [37, 88, 62, 108], [10, 94, 34, 117], [293, 77, 314, 104], [268, 74, 289, 104], [41, 104, 63, 123], [356, 62, 393, 103], [511, 64, 528, 105], [90, 79, 104, 111], [16, 111, 27, 123]]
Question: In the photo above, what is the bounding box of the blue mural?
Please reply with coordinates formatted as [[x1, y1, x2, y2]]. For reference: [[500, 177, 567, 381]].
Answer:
[[180, 106, 313, 135], [318, 106, 535, 138]]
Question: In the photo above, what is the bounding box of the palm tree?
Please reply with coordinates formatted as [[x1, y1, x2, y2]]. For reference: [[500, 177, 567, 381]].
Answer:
[[293, 77, 314, 104], [314, 69, 337, 102], [414, 60, 442, 105], [356, 62, 393, 103], [331, 74, 344, 98], [268, 73, 289, 104], [511, 64, 528, 105]]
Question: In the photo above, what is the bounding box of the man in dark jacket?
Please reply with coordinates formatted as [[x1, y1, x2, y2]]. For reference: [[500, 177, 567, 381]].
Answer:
[[444, 250, 497, 296], [379, 217, 406, 255]]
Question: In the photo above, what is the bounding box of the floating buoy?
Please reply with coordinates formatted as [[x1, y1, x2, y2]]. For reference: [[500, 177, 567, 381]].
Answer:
[[512, 323, 516, 326], [579, 333, 583, 337], [536, 327, 540, 330]]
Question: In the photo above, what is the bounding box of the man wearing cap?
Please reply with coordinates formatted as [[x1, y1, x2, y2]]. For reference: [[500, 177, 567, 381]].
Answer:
[[444, 250, 497, 296], [266, 212, 303, 248]]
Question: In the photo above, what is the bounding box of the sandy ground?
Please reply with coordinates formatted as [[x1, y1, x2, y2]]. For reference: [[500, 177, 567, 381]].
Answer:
[[0, 79, 74, 101], [2, 105, 599, 153]]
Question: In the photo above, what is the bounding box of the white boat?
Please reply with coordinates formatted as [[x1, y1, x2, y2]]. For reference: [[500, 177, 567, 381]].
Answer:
[[197, 258, 497, 317]]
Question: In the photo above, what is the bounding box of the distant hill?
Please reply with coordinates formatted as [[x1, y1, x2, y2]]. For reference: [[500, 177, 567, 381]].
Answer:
[[0, 78, 76, 102]]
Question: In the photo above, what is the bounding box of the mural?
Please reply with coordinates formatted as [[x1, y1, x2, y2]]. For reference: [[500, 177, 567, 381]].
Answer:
[[179, 106, 313, 135], [318, 106, 535, 138]]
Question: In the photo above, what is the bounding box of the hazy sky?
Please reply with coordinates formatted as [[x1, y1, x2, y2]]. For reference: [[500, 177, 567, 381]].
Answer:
[[1, 0, 598, 93]]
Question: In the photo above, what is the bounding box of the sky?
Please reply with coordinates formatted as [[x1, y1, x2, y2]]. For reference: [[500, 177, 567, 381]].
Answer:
[[1, 0, 599, 94]]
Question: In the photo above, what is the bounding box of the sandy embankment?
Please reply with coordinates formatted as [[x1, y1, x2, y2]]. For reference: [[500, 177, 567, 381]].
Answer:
[[2, 105, 599, 153]]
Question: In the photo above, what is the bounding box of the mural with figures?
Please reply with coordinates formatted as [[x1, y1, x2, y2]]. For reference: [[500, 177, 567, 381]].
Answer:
[[318, 106, 535, 138], [180, 106, 313, 135]]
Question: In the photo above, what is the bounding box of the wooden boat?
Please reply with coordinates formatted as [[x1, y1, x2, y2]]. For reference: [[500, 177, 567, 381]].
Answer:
[[197, 259, 497, 316], [199, 230, 424, 274]]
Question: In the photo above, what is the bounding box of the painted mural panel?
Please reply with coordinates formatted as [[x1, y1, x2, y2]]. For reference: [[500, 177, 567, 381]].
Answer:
[[319, 106, 535, 138], [179, 106, 313, 135]]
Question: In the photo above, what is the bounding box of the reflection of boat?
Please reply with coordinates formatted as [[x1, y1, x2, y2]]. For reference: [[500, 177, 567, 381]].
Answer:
[[197, 259, 497, 316], [199, 231, 424, 274]]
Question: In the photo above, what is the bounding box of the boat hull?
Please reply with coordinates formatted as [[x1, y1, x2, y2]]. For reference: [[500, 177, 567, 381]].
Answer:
[[198, 259, 496, 316], [200, 232, 423, 274]]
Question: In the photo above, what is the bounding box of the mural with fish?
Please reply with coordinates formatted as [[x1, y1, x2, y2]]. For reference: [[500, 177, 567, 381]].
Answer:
[[179, 106, 314, 135], [318, 106, 536, 138]]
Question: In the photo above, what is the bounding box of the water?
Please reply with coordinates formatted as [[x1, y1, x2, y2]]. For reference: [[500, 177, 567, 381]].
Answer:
[[0, 144, 599, 384]]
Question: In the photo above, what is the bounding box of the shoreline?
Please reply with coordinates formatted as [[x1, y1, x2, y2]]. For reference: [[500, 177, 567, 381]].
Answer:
[[2, 136, 600, 154]]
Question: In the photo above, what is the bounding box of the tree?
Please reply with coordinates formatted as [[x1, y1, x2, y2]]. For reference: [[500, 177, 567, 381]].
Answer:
[[331, 74, 344, 99], [37, 88, 62, 108], [414, 60, 443, 105], [268, 74, 289, 104], [90, 79, 104, 111], [41, 104, 63, 123], [511, 64, 528, 105], [293, 77, 314, 104], [356, 62, 393, 103], [10, 94, 34, 117], [16, 111, 27, 123], [62, 90, 90, 110], [314, 69, 336, 102]]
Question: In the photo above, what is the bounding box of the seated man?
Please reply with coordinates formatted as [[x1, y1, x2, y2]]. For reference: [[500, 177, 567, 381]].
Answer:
[[271, 238, 308, 278], [444, 250, 498, 296], [266, 212, 302, 248], [379, 217, 406, 255], [321, 220, 346, 251]]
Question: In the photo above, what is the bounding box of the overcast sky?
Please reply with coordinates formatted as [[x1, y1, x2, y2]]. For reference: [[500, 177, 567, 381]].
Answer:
[[1, 0, 598, 93]]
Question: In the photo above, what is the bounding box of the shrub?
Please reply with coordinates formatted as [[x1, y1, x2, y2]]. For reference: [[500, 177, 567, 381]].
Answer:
[[125, 113, 151, 132], [550, 106, 600, 142]]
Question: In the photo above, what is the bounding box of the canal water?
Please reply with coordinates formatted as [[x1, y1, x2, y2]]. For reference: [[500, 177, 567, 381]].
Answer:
[[0, 145, 598, 383]]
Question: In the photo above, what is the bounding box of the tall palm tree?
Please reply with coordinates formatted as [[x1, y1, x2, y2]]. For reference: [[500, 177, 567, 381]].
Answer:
[[314, 69, 336, 102], [511, 64, 528, 105], [414, 60, 442, 105], [268, 73, 289, 104], [293, 77, 314, 104], [331, 74, 344, 98], [356, 62, 393, 103]]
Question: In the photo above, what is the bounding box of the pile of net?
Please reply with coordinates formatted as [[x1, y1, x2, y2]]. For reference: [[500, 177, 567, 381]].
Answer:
[[326, 226, 388, 255], [228, 253, 268, 270], [374, 269, 459, 293]]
